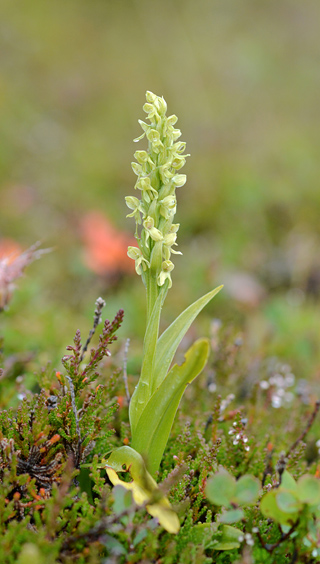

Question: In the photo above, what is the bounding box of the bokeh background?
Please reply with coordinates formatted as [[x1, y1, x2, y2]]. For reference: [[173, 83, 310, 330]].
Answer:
[[1, 0, 320, 385]]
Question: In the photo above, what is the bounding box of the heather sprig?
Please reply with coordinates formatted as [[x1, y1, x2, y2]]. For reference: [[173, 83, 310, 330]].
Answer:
[[61, 303, 124, 393]]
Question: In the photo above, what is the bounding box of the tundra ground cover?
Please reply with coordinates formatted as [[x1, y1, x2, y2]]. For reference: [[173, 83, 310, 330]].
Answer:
[[1, 91, 320, 563]]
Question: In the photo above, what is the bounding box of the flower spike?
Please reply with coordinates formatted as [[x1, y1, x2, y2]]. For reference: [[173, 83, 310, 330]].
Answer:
[[126, 91, 188, 312]]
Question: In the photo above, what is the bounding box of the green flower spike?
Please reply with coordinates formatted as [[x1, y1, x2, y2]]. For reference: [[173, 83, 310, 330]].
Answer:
[[126, 91, 188, 319]]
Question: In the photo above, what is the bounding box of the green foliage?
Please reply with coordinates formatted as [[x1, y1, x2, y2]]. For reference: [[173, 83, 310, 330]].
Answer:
[[206, 469, 260, 509], [188, 523, 243, 551], [260, 470, 320, 559], [2, 75, 320, 563], [0, 305, 125, 563], [132, 338, 210, 476]]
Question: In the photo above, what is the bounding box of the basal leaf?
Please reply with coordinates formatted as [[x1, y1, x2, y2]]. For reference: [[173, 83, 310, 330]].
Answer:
[[105, 446, 180, 533], [129, 290, 164, 434], [131, 338, 210, 475], [151, 286, 223, 393]]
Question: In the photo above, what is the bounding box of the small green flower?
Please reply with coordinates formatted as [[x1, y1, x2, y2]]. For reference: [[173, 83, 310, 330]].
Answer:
[[158, 260, 174, 288], [146, 128, 163, 153], [135, 177, 158, 202], [163, 232, 182, 261], [159, 196, 177, 219], [172, 174, 187, 187], [159, 163, 174, 184], [143, 217, 163, 243], [125, 196, 144, 224], [127, 246, 150, 275]]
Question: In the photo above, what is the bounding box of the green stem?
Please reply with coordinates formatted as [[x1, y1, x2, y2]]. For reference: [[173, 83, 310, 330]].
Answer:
[[147, 272, 159, 324]]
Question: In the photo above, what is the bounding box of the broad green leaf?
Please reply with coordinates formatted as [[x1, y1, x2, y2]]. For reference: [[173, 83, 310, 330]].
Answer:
[[188, 523, 242, 551], [276, 490, 301, 514], [220, 508, 244, 523], [102, 535, 128, 556], [234, 475, 260, 506], [129, 290, 163, 434], [297, 475, 320, 505], [213, 525, 242, 550], [188, 523, 216, 547], [106, 446, 180, 533], [205, 469, 236, 507], [131, 339, 210, 475], [152, 285, 223, 392], [260, 491, 298, 526]]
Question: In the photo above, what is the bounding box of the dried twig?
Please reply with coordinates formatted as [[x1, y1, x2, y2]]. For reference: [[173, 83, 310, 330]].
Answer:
[[80, 297, 106, 362], [285, 400, 320, 458], [65, 374, 81, 468], [256, 520, 299, 554]]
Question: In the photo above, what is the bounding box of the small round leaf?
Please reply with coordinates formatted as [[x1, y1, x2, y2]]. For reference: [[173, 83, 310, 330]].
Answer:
[[276, 490, 301, 514], [206, 470, 236, 506], [234, 475, 260, 506], [260, 491, 298, 526], [297, 475, 320, 505], [220, 508, 244, 524]]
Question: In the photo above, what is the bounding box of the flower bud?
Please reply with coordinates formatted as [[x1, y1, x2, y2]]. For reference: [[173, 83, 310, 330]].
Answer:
[[127, 246, 141, 260], [167, 115, 178, 126], [169, 223, 180, 233], [146, 91, 157, 104], [155, 96, 167, 116], [143, 103, 155, 114], [134, 150, 149, 164], [172, 129, 182, 141], [172, 174, 187, 188], [131, 162, 143, 176], [171, 156, 186, 170]]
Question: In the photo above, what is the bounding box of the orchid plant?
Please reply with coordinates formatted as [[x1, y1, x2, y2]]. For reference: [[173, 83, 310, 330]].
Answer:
[[102, 92, 222, 531]]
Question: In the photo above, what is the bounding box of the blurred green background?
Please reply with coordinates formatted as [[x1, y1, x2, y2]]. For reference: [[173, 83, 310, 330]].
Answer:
[[1, 0, 320, 385]]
